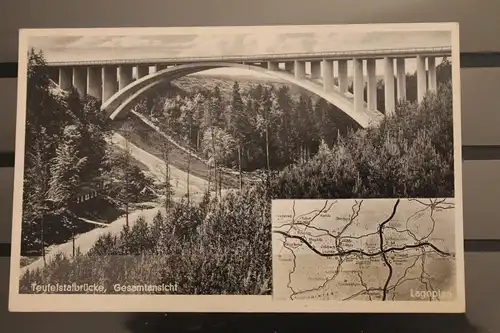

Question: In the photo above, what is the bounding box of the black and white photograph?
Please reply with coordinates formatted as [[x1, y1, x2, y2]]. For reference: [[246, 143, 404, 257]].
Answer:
[[9, 23, 464, 312]]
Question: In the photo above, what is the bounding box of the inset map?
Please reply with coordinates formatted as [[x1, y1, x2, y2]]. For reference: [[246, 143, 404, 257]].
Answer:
[[272, 198, 456, 302]]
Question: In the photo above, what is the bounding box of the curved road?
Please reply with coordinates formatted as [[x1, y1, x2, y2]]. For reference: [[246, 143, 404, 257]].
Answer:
[[110, 132, 210, 200], [20, 204, 163, 276]]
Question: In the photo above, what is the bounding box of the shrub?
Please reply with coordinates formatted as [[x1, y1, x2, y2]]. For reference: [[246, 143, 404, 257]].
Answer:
[[270, 82, 454, 199], [19, 186, 272, 295]]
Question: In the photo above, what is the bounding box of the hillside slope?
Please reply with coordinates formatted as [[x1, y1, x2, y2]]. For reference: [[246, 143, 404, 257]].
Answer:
[[112, 112, 243, 189], [172, 74, 314, 101]]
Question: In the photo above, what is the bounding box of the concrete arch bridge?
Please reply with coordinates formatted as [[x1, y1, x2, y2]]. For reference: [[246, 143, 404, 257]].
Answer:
[[46, 46, 451, 129]]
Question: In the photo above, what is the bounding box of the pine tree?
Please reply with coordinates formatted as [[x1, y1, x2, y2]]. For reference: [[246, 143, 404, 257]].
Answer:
[[112, 123, 137, 229], [268, 90, 284, 167], [229, 81, 247, 189], [257, 87, 272, 172], [202, 127, 236, 196], [179, 98, 195, 204], [22, 126, 51, 260], [192, 93, 206, 151], [209, 87, 225, 128], [150, 131, 175, 213], [295, 94, 312, 162], [47, 125, 88, 257], [208, 100, 217, 195], [276, 86, 294, 166]]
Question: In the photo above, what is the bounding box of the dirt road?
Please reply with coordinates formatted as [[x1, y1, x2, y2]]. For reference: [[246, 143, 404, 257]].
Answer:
[[20, 204, 163, 275], [20, 133, 213, 275], [110, 132, 210, 199]]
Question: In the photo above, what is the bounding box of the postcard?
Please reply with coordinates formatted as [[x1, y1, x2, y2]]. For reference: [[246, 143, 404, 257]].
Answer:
[[9, 23, 464, 312]]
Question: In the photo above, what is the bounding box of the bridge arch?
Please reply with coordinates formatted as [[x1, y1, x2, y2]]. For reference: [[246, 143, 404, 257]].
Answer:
[[101, 62, 384, 128]]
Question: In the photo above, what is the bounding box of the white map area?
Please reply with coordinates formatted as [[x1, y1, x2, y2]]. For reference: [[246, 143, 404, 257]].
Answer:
[[272, 198, 457, 302]]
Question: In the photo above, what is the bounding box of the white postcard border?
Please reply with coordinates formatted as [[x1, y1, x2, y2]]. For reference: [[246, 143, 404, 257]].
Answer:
[[9, 22, 465, 313]]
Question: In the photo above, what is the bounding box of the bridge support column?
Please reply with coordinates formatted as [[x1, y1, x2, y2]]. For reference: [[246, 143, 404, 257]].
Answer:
[[417, 55, 427, 102], [137, 65, 149, 79], [86, 66, 102, 100], [58, 67, 72, 90], [310, 61, 321, 79], [156, 64, 169, 71], [72, 67, 87, 96], [338, 60, 348, 94], [384, 57, 395, 115], [294, 60, 306, 79], [267, 61, 279, 71], [396, 58, 406, 101], [285, 61, 294, 73], [48, 67, 59, 83], [367, 58, 377, 111], [102, 66, 118, 103], [353, 58, 364, 114], [321, 59, 333, 91], [118, 65, 133, 90], [428, 56, 437, 92]]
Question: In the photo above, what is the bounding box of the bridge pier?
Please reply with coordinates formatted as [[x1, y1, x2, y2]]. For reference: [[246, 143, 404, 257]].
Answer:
[[267, 61, 279, 71], [72, 67, 87, 96], [353, 58, 364, 114], [284, 61, 294, 73], [396, 58, 407, 101], [384, 57, 395, 115], [416, 55, 427, 102], [428, 56, 437, 92], [367, 58, 377, 111], [118, 65, 133, 90], [48, 67, 59, 83], [294, 60, 306, 79], [337, 60, 348, 94], [137, 65, 149, 79], [86, 66, 102, 100], [310, 61, 321, 79], [102, 66, 118, 103], [58, 67, 72, 90], [156, 64, 169, 71], [321, 59, 334, 91]]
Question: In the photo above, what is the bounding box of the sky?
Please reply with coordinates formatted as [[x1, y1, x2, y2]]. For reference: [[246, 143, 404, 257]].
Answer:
[[29, 27, 452, 77]]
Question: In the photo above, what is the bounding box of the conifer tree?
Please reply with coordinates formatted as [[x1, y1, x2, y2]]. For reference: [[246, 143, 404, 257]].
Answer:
[[22, 126, 51, 261], [149, 131, 175, 213], [276, 86, 294, 166], [180, 98, 195, 204], [257, 87, 272, 173], [229, 81, 247, 189], [47, 125, 88, 257]]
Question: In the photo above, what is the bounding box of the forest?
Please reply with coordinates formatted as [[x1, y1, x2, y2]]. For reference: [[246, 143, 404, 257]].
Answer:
[[131, 58, 451, 178], [21, 49, 155, 256], [132, 80, 357, 173], [19, 50, 454, 295]]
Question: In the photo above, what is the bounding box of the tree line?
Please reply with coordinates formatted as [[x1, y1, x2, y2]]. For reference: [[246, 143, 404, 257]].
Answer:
[[270, 80, 454, 199], [133, 58, 452, 182], [134, 81, 356, 173]]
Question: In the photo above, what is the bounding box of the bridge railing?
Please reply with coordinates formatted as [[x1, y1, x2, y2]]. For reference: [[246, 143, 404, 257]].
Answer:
[[45, 46, 452, 66]]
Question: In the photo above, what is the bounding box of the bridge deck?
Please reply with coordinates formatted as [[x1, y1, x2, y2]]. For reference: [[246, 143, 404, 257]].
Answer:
[[45, 46, 451, 66]]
